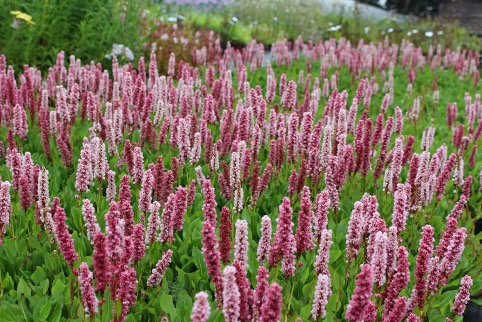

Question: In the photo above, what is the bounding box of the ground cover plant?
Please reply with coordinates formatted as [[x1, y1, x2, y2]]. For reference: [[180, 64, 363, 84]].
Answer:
[[0, 34, 482, 322]]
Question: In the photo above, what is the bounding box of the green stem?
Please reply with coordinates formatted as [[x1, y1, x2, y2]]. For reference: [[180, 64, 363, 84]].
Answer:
[[70, 274, 75, 312], [273, 266, 279, 282], [77, 197, 84, 237], [284, 279, 296, 322], [97, 179, 103, 209], [231, 211, 235, 243], [99, 291, 104, 321]]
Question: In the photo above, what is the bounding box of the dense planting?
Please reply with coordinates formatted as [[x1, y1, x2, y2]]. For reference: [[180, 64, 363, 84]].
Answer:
[[0, 36, 481, 322]]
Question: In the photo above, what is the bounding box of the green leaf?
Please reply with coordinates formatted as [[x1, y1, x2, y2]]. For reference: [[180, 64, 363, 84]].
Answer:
[[471, 297, 482, 306], [192, 247, 205, 275], [302, 283, 312, 300], [49, 308, 62, 322], [115, 300, 123, 320], [176, 290, 192, 318], [33, 297, 52, 321], [299, 302, 311, 320], [427, 309, 446, 322], [159, 293, 177, 318], [31, 266, 47, 285], [17, 278, 32, 300], [2, 273, 14, 291], [51, 279, 65, 298], [39, 299, 52, 320], [329, 249, 342, 263], [0, 302, 23, 321], [40, 279, 49, 296], [188, 270, 201, 285]]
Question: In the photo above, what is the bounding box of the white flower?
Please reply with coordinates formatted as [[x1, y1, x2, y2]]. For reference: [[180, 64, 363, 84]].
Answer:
[[104, 44, 134, 61], [124, 47, 134, 61]]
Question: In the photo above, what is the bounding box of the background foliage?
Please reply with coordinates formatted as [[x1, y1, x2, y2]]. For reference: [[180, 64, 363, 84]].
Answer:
[[0, 0, 144, 71]]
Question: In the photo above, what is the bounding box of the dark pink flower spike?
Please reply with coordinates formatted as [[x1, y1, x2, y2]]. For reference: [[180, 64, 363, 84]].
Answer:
[[260, 283, 282, 322], [295, 186, 315, 254], [53, 202, 78, 267], [409, 225, 434, 313], [346, 264, 373, 322]]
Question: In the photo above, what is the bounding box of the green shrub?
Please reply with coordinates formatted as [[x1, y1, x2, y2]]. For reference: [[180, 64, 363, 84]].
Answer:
[[0, 0, 145, 71]]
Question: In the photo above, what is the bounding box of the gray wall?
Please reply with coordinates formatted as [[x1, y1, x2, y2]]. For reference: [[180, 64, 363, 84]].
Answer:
[[439, 0, 482, 35]]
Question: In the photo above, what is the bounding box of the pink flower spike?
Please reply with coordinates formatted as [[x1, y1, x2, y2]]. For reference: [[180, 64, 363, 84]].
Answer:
[[201, 220, 223, 303], [233, 261, 252, 321], [117, 267, 138, 320], [346, 201, 364, 264], [346, 264, 373, 322], [382, 296, 407, 322], [254, 266, 269, 313], [159, 193, 175, 243], [439, 227, 467, 287], [435, 153, 457, 201], [447, 195, 467, 221], [147, 249, 173, 287], [268, 197, 294, 268], [145, 201, 161, 245], [82, 199, 100, 244], [453, 275, 473, 316], [132, 223, 145, 263], [105, 202, 125, 263], [78, 262, 98, 317], [295, 186, 315, 254], [139, 169, 154, 213], [190, 132, 202, 164], [395, 106, 403, 134], [93, 232, 109, 292], [0, 182, 12, 245], [314, 229, 332, 275], [222, 266, 240, 322], [364, 301, 377, 322], [202, 179, 217, 227], [191, 291, 211, 322], [461, 175, 473, 200], [19, 175, 32, 211], [257, 215, 272, 263], [370, 231, 388, 287], [219, 207, 232, 264], [234, 220, 249, 270], [13, 104, 28, 139], [311, 274, 332, 320], [53, 201, 78, 267], [260, 282, 282, 322], [132, 146, 144, 184], [171, 186, 188, 231], [392, 183, 409, 233], [92, 137, 107, 181], [168, 53, 175, 76], [410, 225, 434, 312], [314, 190, 330, 242], [382, 246, 410, 316], [106, 170, 116, 202]]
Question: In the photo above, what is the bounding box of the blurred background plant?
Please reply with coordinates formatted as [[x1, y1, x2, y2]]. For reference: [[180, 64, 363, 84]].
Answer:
[[0, 0, 145, 71], [159, 0, 482, 52], [1, 0, 481, 71]]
